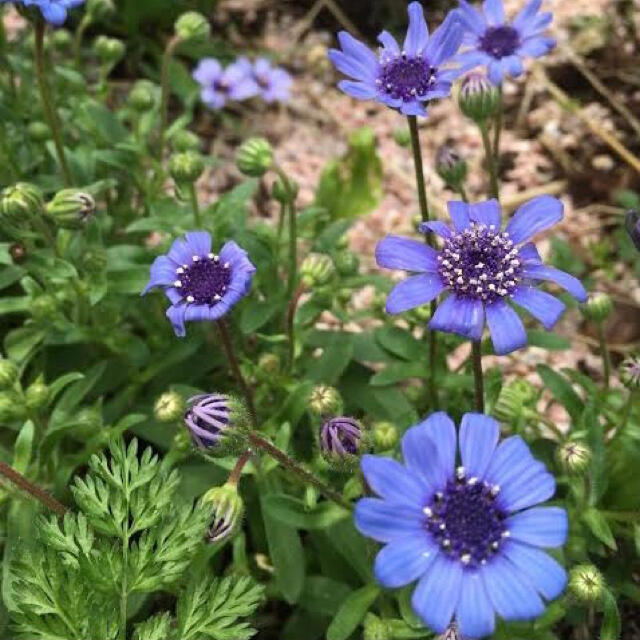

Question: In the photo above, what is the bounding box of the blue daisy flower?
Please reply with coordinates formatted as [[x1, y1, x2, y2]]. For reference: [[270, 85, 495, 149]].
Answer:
[[3, 0, 85, 25], [376, 197, 587, 355], [193, 58, 260, 111], [455, 0, 556, 85], [328, 2, 465, 117], [355, 412, 568, 638], [143, 231, 256, 337]]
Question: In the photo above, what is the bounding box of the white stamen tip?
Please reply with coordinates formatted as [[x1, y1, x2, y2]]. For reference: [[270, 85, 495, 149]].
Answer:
[[186, 295, 195, 303], [174, 280, 182, 287]]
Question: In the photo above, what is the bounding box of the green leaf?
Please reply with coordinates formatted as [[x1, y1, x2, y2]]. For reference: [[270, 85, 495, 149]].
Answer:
[[133, 613, 172, 640], [582, 508, 617, 550], [370, 362, 426, 386], [262, 495, 349, 530], [0, 296, 30, 315], [4, 327, 44, 362], [306, 334, 354, 384], [13, 421, 34, 474], [600, 587, 621, 640], [299, 577, 352, 617], [536, 365, 583, 423], [239, 297, 281, 334], [326, 584, 380, 640], [527, 330, 570, 351], [375, 327, 423, 361]]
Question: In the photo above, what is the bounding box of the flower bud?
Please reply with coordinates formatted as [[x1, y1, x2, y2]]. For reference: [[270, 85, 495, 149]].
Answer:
[[24, 377, 50, 411], [363, 614, 389, 640], [625, 209, 640, 252], [171, 129, 201, 152], [494, 379, 537, 423], [435, 146, 468, 187], [154, 391, 186, 423], [581, 292, 613, 323], [372, 421, 398, 451], [51, 29, 72, 51], [86, 0, 115, 20], [393, 126, 411, 147], [9, 243, 27, 264], [27, 121, 50, 143], [258, 353, 280, 375], [201, 482, 244, 543], [236, 138, 273, 177], [75, 406, 103, 433], [334, 250, 360, 277], [0, 392, 25, 424], [301, 253, 335, 287], [174, 11, 210, 42], [309, 385, 343, 416], [184, 393, 249, 456], [0, 359, 19, 390], [458, 73, 500, 123], [128, 80, 157, 112], [94, 36, 125, 67], [320, 416, 364, 472], [619, 356, 640, 390], [32, 295, 58, 322], [557, 441, 592, 475], [45, 189, 96, 229], [172, 428, 192, 455], [0, 183, 44, 226], [271, 176, 298, 204], [569, 565, 604, 603], [170, 151, 205, 184]]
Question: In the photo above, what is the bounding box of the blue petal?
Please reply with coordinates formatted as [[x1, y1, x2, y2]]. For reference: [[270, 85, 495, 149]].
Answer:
[[402, 421, 448, 494], [184, 231, 212, 257], [456, 571, 496, 639], [468, 199, 502, 228], [378, 30, 400, 55], [328, 50, 373, 82], [361, 455, 427, 506], [429, 294, 485, 342], [459, 413, 500, 479], [40, 3, 68, 25], [424, 11, 464, 67], [503, 54, 524, 76], [403, 1, 430, 56], [166, 304, 187, 337], [354, 498, 425, 543], [386, 274, 446, 315], [400, 101, 428, 117], [506, 507, 568, 548], [456, 1, 487, 35], [418, 221, 452, 238], [411, 554, 463, 633], [376, 235, 439, 272], [488, 60, 505, 85], [485, 436, 536, 490], [521, 264, 588, 302], [220, 241, 256, 273], [447, 201, 471, 231], [485, 299, 527, 355], [193, 58, 222, 85], [503, 541, 567, 600], [375, 535, 438, 588], [338, 80, 378, 100], [456, 50, 492, 72], [337, 32, 379, 74], [184, 303, 215, 323], [483, 0, 506, 24], [513, 0, 542, 32], [168, 237, 193, 265], [505, 195, 563, 244], [143, 256, 178, 294], [499, 464, 556, 512], [510, 285, 565, 330], [518, 242, 542, 263], [481, 554, 545, 621], [519, 35, 556, 57]]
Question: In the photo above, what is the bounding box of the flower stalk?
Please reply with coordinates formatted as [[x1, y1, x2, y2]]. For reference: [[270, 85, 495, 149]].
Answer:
[[480, 122, 499, 200], [597, 324, 611, 389], [158, 35, 182, 161], [471, 340, 484, 413]]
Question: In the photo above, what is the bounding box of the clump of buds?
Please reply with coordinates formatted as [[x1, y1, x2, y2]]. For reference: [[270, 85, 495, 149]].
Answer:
[[494, 379, 538, 423], [94, 35, 125, 68], [171, 130, 201, 153]]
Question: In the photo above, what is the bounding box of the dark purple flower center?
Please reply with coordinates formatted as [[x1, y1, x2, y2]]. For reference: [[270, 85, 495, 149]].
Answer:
[[213, 79, 230, 94], [175, 254, 232, 305], [377, 54, 436, 102], [321, 418, 361, 456], [437, 223, 523, 303], [255, 73, 270, 89], [479, 25, 520, 59], [424, 470, 507, 568]]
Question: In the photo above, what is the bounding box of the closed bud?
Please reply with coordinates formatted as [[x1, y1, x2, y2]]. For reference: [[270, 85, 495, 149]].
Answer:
[[258, 353, 280, 375], [569, 565, 604, 603], [0, 392, 25, 424], [271, 176, 298, 204], [75, 406, 103, 433], [557, 441, 592, 475], [171, 129, 201, 152], [301, 253, 335, 287], [625, 209, 640, 252], [9, 242, 27, 264], [363, 614, 390, 640], [0, 183, 44, 226], [51, 29, 72, 50], [94, 36, 125, 67], [372, 421, 398, 451], [320, 416, 365, 472], [0, 359, 19, 390], [581, 292, 613, 323], [172, 428, 192, 454], [436, 146, 468, 187], [170, 151, 205, 184], [128, 80, 157, 112], [201, 482, 244, 543], [32, 295, 58, 322], [154, 391, 186, 423], [309, 385, 343, 416], [458, 73, 500, 123], [175, 11, 210, 42], [45, 189, 96, 229], [86, 0, 115, 20], [335, 250, 360, 277], [27, 121, 50, 142], [393, 126, 411, 147], [236, 138, 273, 177], [24, 377, 50, 411], [619, 355, 640, 390], [494, 379, 537, 423]]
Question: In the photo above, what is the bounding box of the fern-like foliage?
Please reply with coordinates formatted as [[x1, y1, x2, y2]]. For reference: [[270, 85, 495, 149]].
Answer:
[[9, 439, 264, 640]]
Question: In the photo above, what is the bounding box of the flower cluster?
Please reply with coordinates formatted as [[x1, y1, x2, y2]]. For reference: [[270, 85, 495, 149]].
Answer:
[[1, 0, 85, 25], [193, 56, 292, 111]]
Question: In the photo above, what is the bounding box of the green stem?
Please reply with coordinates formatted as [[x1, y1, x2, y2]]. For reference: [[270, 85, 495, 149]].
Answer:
[[407, 115, 438, 410], [73, 14, 91, 67], [286, 200, 297, 299], [189, 183, 202, 227], [480, 123, 499, 200], [247, 432, 352, 510], [597, 324, 611, 389], [0, 460, 67, 516], [618, 390, 635, 437], [471, 341, 484, 413], [492, 85, 503, 159], [228, 450, 252, 486], [158, 35, 181, 162], [34, 21, 72, 186], [458, 183, 469, 203], [286, 284, 305, 372], [215, 319, 258, 429], [275, 201, 286, 261], [119, 470, 130, 640]]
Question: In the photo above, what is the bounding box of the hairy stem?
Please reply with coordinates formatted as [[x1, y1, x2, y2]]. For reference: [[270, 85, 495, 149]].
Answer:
[[158, 35, 181, 162], [189, 183, 202, 227], [286, 284, 305, 372], [228, 450, 252, 486], [248, 432, 352, 510], [0, 460, 66, 516], [34, 21, 73, 186], [472, 341, 485, 413], [598, 324, 611, 389], [480, 123, 499, 200], [492, 85, 503, 159]]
